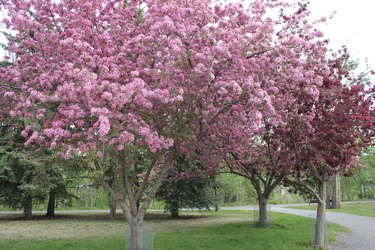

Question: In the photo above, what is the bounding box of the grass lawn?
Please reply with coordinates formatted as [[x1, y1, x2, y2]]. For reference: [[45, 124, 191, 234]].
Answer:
[[285, 202, 375, 217], [0, 210, 348, 250]]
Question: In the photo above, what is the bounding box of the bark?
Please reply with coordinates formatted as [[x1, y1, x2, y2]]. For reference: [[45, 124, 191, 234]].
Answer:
[[170, 184, 179, 218], [363, 183, 367, 199], [46, 191, 56, 217], [109, 196, 117, 220], [171, 207, 179, 218], [129, 216, 143, 250], [98, 155, 171, 250], [314, 180, 327, 248], [331, 173, 341, 208], [258, 195, 268, 227], [23, 197, 32, 220], [214, 186, 219, 212], [325, 186, 331, 209]]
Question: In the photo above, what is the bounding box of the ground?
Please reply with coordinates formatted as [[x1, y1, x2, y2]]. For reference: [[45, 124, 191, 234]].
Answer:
[[0, 210, 346, 250]]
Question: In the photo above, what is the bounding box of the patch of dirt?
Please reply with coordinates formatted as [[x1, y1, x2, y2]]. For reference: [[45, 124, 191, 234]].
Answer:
[[0, 212, 252, 240], [0, 220, 125, 240]]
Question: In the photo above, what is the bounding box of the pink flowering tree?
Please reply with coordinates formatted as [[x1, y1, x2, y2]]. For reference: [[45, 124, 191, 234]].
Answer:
[[208, 2, 329, 227], [283, 53, 375, 247], [0, 0, 297, 248]]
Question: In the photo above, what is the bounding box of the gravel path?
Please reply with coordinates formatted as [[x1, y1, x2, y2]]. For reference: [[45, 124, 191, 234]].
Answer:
[[222, 204, 375, 250]]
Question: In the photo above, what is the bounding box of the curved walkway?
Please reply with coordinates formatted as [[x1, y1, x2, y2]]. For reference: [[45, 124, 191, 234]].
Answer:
[[222, 203, 375, 250]]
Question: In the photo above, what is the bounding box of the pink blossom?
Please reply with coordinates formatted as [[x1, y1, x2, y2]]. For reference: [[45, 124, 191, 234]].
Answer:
[[97, 151, 104, 158]]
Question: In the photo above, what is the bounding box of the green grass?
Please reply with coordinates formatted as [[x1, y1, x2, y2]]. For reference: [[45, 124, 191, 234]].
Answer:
[[285, 202, 375, 217], [0, 211, 348, 250]]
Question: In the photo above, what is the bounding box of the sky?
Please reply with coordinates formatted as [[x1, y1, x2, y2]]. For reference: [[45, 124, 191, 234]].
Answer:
[[308, 0, 375, 75], [0, 0, 374, 75]]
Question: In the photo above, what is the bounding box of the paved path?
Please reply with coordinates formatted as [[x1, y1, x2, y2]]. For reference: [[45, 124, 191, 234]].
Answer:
[[222, 203, 375, 250]]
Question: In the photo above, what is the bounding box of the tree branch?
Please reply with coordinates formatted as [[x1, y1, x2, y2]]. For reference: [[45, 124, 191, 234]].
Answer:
[[246, 49, 270, 59]]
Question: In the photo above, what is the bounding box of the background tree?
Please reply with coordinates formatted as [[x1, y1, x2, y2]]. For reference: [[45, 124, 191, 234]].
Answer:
[[341, 147, 375, 201], [156, 154, 214, 218], [0, 122, 48, 219]]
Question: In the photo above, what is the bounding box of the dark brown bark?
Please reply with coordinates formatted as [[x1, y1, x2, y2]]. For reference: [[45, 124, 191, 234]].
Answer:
[[171, 207, 179, 218], [314, 181, 327, 248], [109, 196, 117, 220], [170, 184, 179, 218], [23, 197, 32, 220], [46, 191, 56, 217], [325, 185, 331, 209]]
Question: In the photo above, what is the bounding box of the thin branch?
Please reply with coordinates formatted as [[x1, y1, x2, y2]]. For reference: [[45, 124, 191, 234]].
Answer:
[[299, 181, 323, 204], [99, 177, 131, 220], [258, 175, 266, 185], [208, 99, 242, 125], [246, 49, 270, 59], [121, 161, 138, 215], [138, 155, 172, 217], [134, 154, 160, 202]]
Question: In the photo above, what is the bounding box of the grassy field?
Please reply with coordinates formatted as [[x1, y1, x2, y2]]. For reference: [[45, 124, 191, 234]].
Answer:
[[0, 210, 348, 250], [285, 202, 375, 217]]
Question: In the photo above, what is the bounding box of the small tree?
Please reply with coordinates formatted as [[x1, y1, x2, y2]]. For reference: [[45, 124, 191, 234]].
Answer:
[[0, 122, 71, 219], [156, 155, 214, 218], [0, 123, 48, 219], [284, 54, 374, 247], [211, 1, 329, 227]]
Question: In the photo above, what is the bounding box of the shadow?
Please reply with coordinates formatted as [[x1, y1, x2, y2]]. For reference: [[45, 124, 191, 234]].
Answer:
[[0, 211, 208, 222]]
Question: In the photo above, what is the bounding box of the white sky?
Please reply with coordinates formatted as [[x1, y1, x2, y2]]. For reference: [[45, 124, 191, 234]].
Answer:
[[308, 0, 375, 75], [0, 0, 374, 76]]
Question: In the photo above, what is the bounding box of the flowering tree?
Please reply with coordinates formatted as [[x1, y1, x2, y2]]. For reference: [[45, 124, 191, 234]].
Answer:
[[0, 0, 294, 248], [283, 54, 375, 247], [210, 2, 329, 227]]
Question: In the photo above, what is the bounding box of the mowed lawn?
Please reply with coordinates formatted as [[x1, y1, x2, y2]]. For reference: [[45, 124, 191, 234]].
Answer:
[[0, 210, 348, 250], [285, 201, 375, 217]]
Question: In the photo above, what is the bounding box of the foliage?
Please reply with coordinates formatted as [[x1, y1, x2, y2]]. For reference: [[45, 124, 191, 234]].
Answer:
[[0, 122, 75, 217], [156, 170, 214, 216], [284, 52, 374, 200], [340, 148, 375, 200], [216, 173, 257, 205], [281, 50, 374, 246], [0, 122, 47, 210]]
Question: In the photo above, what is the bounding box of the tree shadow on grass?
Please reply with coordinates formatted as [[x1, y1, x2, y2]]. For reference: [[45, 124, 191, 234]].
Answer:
[[0, 212, 207, 222]]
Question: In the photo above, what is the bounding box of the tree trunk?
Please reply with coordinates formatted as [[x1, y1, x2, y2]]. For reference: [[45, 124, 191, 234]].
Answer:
[[23, 197, 32, 220], [46, 191, 56, 217], [214, 183, 219, 212], [109, 197, 117, 220], [363, 183, 367, 199], [258, 195, 268, 227], [325, 187, 331, 209], [170, 184, 179, 218], [214, 187, 219, 212], [314, 181, 327, 248], [129, 216, 143, 250], [171, 207, 179, 218], [331, 173, 341, 208]]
